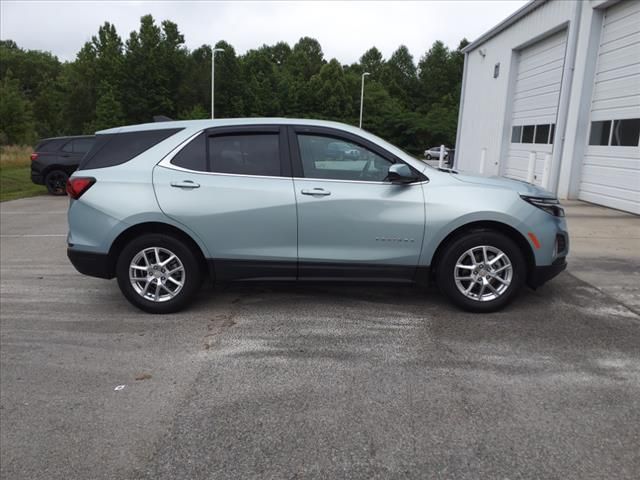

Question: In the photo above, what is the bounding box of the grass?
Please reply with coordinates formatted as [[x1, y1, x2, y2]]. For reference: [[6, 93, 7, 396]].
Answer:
[[0, 145, 46, 202]]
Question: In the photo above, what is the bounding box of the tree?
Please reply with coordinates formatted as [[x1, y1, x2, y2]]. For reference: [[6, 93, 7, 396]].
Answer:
[[0, 73, 35, 145], [288, 37, 325, 80], [360, 47, 384, 78], [417, 40, 451, 110], [122, 15, 187, 122], [88, 82, 124, 131], [381, 45, 419, 109], [308, 59, 351, 120]]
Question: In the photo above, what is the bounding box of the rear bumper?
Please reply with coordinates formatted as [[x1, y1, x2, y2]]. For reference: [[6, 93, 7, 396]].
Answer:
[[529, 257, 567, 288], [67, 248, 113, 279]]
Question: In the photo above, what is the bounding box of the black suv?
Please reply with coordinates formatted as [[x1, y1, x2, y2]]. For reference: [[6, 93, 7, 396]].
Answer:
[[31, 135, 95, 195]]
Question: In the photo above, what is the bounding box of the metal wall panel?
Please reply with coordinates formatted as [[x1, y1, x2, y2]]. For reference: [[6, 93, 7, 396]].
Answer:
[[503, 30, 568, 184], [580, 0, 640, 214], [455, 0, 575, 178]]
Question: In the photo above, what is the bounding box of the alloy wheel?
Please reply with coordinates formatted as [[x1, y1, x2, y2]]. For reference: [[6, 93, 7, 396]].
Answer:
[[46, 171, 67, 195], [129, 247, 185, 302], [454, 245, 513, 302]]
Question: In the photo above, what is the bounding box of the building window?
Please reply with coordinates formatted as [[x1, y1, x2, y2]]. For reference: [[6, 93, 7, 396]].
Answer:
[[535, 124, 550, 144], [611, 118, 640, 147], [589, 120, 612, 146], [511, 123, 556, 144], [522, 125, 535, 143], [511, 125, 522, 143]]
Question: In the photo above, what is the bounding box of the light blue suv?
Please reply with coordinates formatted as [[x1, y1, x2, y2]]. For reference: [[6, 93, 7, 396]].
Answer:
[[66, 118, 568, 313]]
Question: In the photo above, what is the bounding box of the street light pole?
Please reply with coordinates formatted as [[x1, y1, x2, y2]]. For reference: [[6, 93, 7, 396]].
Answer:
[[211, 47, 225, 119], [359, 72, 370, 129]]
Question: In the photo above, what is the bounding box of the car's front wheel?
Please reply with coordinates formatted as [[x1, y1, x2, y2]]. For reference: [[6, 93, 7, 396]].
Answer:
[[436, 230, 526, 313], [116, 234, 202, 314], [426, 154, 432, 160]]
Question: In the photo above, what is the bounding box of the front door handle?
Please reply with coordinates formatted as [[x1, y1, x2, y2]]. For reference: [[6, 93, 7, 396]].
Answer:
[[171, 180, 200, 189], [301, 188, 331, 196]]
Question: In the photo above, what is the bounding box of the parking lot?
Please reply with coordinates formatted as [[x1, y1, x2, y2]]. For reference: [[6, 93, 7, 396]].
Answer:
[[1, 195, 639, 479]]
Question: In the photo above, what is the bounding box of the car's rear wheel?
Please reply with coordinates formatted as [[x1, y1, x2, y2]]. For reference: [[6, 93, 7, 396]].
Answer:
[[436, 230, 526, 312], [44, 169, 68, 195], [116, 234, 201, 314]]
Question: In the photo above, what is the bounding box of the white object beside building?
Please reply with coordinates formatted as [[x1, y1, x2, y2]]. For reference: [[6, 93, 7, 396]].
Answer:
[[455, 0, 640, 214]]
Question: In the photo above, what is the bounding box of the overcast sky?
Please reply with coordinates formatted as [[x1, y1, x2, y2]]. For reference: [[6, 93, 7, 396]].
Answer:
[[1, 1, 528, 64]]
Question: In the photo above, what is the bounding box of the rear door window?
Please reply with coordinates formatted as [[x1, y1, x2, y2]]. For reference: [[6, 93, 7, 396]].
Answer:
[[78, 128, 182, 170], [73, 138, 95, 153], [208, 134, 281, 176]]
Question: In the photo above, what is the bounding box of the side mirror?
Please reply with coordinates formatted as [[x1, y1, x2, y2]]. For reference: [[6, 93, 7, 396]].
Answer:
[[387, 164, 418, 184]]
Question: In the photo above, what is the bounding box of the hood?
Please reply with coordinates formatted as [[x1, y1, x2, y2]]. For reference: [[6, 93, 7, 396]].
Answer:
[[450, 172, 556, 198]]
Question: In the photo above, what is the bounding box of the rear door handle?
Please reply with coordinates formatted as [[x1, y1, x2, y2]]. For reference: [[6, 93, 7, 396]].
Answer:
[[171, 180, 200, 189], [301, 188, 331, 196]]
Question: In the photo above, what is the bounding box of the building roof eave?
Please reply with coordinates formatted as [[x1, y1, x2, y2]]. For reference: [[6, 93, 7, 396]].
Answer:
[[462, 0, 548, 53]]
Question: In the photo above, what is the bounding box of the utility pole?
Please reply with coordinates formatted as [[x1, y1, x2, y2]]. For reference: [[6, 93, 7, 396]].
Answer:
[[211, 47, 225, 119], [359, 72, 370, 128]]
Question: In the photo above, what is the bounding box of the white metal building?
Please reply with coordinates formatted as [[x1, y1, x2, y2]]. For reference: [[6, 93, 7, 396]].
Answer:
[[455, 0, 640, 214]]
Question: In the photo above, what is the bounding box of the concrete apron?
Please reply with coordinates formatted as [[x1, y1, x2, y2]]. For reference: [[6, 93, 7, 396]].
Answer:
[[563, 200, 640, 314]]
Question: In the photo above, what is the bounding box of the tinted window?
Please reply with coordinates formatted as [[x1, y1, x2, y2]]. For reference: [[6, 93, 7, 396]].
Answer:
[[78, 128, 182, 170], [62, 141, 74, 153], [208, 134, 280, 176], [522, 125, 535, 143], [511, 126, 522, 143], [535, 124, 550, 144], [171, 133, 207, 171], [73, 138, 94, 153], [589, 120, 611, 146], [611, 118, 640, 147], [549, 124, 555, 145], [297, 134, 392, 182], [35, 139, 67, 152]]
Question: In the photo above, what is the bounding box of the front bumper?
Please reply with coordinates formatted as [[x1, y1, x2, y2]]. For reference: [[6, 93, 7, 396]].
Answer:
[[529, 257, 567, 288], [31, 172, 44, 185], [67, 248, 114, 279]]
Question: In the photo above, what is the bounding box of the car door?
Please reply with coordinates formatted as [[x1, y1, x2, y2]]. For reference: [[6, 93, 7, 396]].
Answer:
[[289, 126, 426, 281], [60, 139, 84, 169], [153, 125, 298, 280]]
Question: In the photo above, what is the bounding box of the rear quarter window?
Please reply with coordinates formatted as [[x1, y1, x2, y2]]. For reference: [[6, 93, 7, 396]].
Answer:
[[78, 128, 182, 170]]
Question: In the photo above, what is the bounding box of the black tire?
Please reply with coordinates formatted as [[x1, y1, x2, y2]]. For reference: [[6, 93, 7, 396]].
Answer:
[[426, 154, 432, 160], [44, 169, 68, 195], [116, 233, 202, 314], [436, 230, 526, 313]]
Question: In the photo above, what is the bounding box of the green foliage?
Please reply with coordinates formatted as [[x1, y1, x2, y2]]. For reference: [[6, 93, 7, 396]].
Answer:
[[0, 18, 469, 154], [0, 145, 46, 201], [0, 73, 36, 145], [89, 82, 125, 131]]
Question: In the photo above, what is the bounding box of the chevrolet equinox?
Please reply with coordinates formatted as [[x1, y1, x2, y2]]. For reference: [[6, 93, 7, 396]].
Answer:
[[66, 118, 568, 313]]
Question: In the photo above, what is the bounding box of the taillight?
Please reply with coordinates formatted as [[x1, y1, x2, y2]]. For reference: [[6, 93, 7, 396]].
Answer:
[[66, 177, 95, 199], [30, 152, 38, 161]]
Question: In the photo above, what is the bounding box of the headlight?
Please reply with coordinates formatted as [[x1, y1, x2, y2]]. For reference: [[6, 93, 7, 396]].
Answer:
[[520, 195, 565, 217]]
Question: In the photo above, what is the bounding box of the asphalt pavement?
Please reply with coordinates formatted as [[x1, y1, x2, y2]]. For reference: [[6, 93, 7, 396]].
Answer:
[[1, 196, 639, 479]]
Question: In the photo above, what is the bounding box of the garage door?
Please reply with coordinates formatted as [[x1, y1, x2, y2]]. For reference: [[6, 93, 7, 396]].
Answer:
[[503, 30, 568, 186], [580, 0, 640, 214]]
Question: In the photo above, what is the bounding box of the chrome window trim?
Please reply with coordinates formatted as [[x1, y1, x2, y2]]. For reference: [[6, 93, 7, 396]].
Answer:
[[158, 129, 429, 185], [292, 177, 428, 186], [158, 129, 288, 180]]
